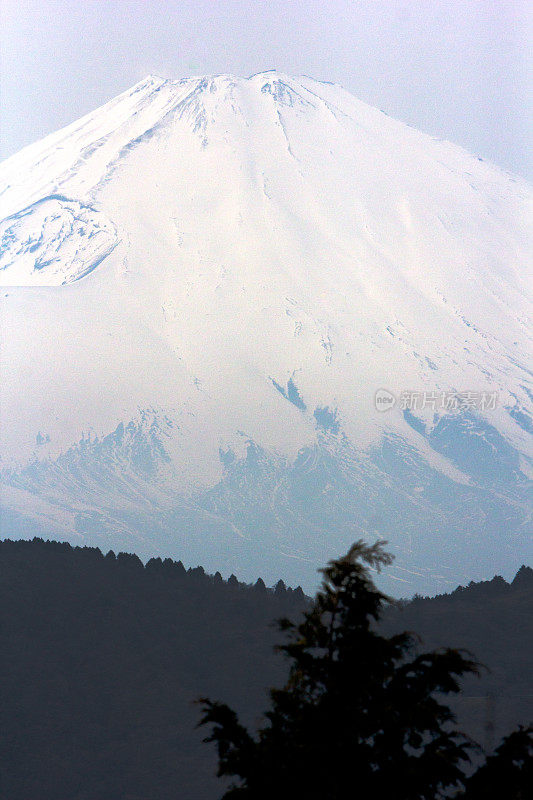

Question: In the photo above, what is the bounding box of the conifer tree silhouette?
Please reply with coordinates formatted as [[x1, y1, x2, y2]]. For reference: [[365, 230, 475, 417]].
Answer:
[[463, 725, 533, 800], [199, 540, 480, 799]]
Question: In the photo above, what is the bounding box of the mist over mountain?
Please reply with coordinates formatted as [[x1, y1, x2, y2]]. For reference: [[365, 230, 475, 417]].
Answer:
[[0, 72, 531, 594]]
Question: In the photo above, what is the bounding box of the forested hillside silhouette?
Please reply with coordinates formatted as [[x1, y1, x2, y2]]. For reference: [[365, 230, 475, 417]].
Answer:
[[1, 537, 531, 800], [382, 564, 533, 750]]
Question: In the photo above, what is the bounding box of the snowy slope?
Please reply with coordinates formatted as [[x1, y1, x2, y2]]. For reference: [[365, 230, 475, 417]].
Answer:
[[0, 72, 531, 593]]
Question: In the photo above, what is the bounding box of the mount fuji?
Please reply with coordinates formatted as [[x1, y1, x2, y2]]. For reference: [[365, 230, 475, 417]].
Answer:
[[0, 72, 531, 593]]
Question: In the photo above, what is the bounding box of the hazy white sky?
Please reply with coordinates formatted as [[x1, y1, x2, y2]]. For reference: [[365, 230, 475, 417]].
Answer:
[[1, 0, 531, 179]]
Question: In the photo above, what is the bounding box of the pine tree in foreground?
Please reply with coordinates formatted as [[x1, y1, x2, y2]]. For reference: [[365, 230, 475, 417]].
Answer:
[[462, 724, 533, 800], [198, 540, 481, 799]]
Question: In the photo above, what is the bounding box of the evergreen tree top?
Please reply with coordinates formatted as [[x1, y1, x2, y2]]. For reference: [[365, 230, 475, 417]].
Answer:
[[199, 540, 482, 799]]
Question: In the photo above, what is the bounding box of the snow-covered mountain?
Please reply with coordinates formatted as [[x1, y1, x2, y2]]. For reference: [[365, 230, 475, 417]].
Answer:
[[1, 72, 531, 593]]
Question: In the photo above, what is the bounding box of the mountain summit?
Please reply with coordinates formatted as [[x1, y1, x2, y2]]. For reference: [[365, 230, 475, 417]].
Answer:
[[1, 73, 531, 593]]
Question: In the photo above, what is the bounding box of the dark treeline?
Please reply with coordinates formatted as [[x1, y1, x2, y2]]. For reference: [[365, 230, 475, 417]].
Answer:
[[0, 538, 306, 800], [0, 537, 531, 799], [382, 565, 533, 751]]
